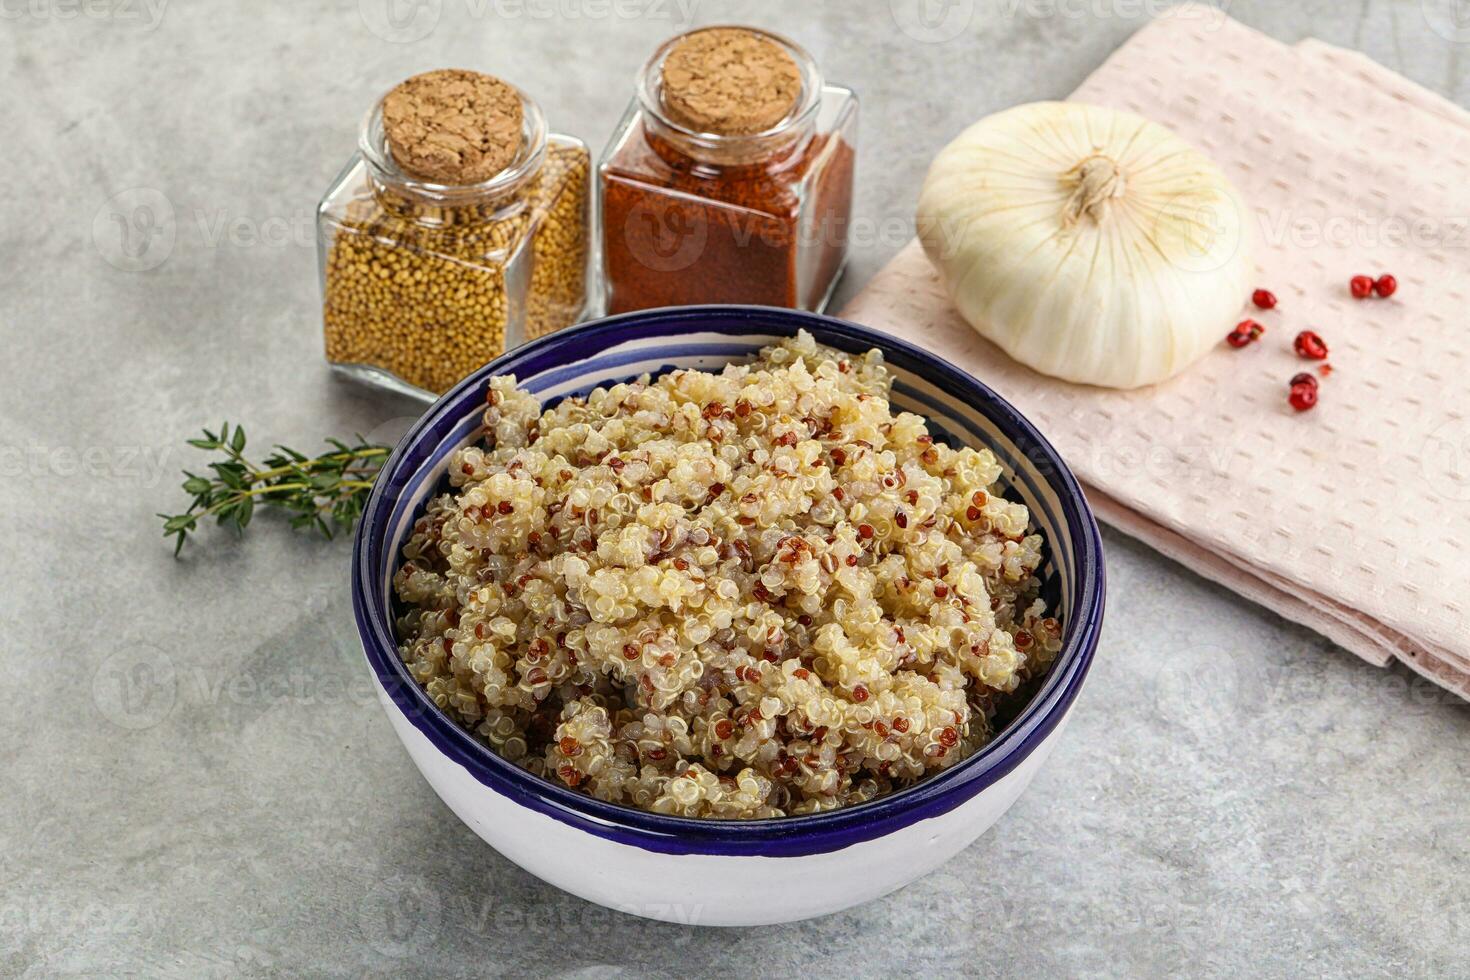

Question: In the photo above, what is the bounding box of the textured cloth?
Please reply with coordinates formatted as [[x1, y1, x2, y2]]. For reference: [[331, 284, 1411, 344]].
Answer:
[[839, 8, 1470, 699]]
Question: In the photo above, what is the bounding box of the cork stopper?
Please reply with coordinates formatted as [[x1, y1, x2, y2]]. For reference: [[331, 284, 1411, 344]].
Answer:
[[381, 69, 524, 184], [658, 28, 802, 136]]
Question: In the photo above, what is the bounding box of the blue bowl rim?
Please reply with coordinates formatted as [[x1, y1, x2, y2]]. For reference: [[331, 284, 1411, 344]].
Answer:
[[352, 305, 1106, 857]]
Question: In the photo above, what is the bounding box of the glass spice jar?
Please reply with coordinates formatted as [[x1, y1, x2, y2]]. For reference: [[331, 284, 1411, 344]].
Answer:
[[598, 27, 858, 315], [318, 70, 592, 399]]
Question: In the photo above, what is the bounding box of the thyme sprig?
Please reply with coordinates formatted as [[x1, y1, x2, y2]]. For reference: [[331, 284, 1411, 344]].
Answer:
[[158, 422, 390, 555]]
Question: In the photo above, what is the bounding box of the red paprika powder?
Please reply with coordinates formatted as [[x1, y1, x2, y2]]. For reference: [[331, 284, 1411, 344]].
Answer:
[[598, 27, 858, 314]]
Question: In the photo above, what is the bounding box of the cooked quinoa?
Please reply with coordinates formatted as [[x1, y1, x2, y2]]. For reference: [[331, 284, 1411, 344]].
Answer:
[[394, 331, 1061, 818]]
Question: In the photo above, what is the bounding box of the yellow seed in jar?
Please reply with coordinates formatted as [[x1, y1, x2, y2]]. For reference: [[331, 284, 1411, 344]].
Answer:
[[321, 143, 590, 395]]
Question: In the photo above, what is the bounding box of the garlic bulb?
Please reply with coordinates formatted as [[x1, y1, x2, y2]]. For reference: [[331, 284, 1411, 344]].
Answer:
[[916, 101, 1250, 389]]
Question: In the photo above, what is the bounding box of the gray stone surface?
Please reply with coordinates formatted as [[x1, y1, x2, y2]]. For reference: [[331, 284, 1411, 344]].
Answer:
[[2, 1, 1466, 976]]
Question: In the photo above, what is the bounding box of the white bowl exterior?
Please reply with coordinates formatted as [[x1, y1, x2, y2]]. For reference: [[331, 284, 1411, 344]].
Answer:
[[373, 672, 1070, 926]]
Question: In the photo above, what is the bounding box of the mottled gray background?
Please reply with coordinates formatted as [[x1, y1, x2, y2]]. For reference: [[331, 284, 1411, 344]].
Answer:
[[2, 0, 1467, 977]]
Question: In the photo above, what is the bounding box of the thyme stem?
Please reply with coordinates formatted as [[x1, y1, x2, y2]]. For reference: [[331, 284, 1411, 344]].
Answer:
[[158, 422, 390, 555]]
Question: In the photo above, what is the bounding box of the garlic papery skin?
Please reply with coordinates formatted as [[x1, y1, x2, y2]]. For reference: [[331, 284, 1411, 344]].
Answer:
[[916, 101, 1251, 389]]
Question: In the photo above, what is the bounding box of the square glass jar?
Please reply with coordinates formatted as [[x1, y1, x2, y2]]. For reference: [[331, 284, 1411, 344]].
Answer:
[[318, 90, 592, 399], [598, 29, 858, 316]]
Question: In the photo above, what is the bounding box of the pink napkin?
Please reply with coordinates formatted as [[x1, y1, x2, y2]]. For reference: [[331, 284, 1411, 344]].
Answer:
[[840, 8, 1470, 699]]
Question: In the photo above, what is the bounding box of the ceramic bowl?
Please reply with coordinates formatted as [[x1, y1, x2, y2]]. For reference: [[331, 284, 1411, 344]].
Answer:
[[352, 306, 1105, 926]]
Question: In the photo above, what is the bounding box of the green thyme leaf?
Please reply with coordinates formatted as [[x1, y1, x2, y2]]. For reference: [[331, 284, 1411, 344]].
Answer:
[[159, 422, 390, 554]]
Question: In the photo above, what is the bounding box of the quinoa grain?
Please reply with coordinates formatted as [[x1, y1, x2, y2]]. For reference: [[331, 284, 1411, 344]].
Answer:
[[394, 332, 1060, 818]]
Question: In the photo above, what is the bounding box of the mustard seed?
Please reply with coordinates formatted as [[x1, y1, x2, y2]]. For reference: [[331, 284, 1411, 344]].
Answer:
[[320, 74, 590, 395]]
